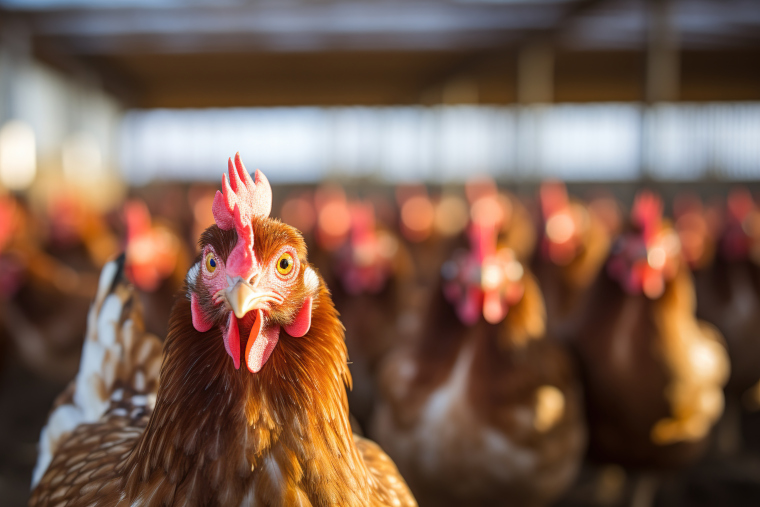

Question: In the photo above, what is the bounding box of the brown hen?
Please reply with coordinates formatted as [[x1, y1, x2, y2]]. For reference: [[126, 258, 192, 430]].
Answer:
[[30, 154, 415, 507], [573, 191, 729, 469], [532, 182, 620, 343], [371, 193, 586, 507]]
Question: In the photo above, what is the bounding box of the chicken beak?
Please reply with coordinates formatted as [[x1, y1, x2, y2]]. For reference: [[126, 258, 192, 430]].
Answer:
[[226, 280, 258, 319]]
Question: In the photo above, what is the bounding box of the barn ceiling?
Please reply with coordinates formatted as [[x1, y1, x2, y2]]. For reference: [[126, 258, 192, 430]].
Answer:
[[2, 0, 759, 107]]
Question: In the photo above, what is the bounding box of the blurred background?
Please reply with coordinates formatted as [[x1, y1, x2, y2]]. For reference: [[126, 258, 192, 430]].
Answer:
[[1, 0, 760, 505]]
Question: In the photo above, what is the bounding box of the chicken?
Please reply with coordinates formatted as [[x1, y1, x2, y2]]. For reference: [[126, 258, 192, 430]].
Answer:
[[464, 177, 537, 264], [532, 181, 620, 342], [279, 190, 317, 252], [45, 192, 120, 268], [308, 183, 352, 290], [675, 190, 760, 399], [188, 184, 219, 244], [371, 193, 586, 507], [124, 198, 191, 338], [30, 153, 415, 507], [572, 191, 730, 469], [674, 190, 760, 457], [0, 196, 100, 381], [398, 182, 535, 346], [0, 193, 21, 368], [330, 200, 414, 430]]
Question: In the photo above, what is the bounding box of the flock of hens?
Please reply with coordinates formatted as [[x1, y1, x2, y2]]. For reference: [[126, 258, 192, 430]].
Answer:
[[1, 153, 759, 506]]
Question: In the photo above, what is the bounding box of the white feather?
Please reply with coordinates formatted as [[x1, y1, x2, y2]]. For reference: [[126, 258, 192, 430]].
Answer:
[[31, 258, 161, 488], [186, 262, 200, 296], [31, 404, 85, 486], [304, 267, 319, 294]]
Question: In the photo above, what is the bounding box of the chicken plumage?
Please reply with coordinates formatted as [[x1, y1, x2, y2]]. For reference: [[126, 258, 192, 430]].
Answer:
[[675, 190, 760, 397], [532, 182, 620, 342], [30, 154, 415, 507], [573, 191, 730, 468], [371, 193, 586, 507]]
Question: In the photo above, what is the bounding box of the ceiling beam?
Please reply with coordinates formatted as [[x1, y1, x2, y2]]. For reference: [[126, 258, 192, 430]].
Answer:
[[418, 0, 612, 103], [21, 2, 560, 55]]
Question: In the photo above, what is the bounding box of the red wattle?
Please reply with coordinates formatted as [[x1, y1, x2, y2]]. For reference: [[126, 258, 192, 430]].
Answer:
[[483, 288, 509, 324], [458, 286, 482, 326], [223, 312, 241, 369], [245, 309, 281, 373]]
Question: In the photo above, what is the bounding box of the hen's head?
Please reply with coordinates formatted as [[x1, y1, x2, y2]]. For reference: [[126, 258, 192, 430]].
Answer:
[[720, 188, 760, 263], [336, 201, 398, 295], [442, 194, 525, 326], [539, 181, 589, 266], [673, 193, 721, 270], [124, 199, 181, 292], [187, 153, 319, 373], [607, 191, 681, 299]]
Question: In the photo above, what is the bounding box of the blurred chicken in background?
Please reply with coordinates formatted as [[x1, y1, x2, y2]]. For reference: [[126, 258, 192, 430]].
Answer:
[[188, 185, 219, 247], [330, 199, 414, 430], [396, 185, 465, 343], [371, 191, 586, 507], [0, 193, 103, 381], [572, 191, 730, 503], [674, 189, 760, 456], [311, 184, 352, 285], [465, 177, 537, 265], [398, 185, 454, 289], [533, 181, 621, 342], [124, 199, 191, 339], [0, 194, 21, 371]]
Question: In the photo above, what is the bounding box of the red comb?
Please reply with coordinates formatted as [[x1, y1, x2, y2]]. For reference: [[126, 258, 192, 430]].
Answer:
[[727, 188, 754, 223], [125, 200, 152, 240], [212, 153, 272, 279], [632, 190, 662, 242], [351, 202, 376, 244], [672, 192, 703, 219], [464, 176, 497, 205], [539, 180, 569, 219], [0, 196, 17, 252]]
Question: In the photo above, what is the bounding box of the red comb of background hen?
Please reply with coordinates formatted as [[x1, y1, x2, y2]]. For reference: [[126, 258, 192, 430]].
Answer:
[[464, 176, 497, 204], [351, 202, 376, 245], [125, 200, 151, 239], [632, 190, 663, 242], [0, 196, 17, 252], [727, 188, 754, 223], [539, 180, 569, 218], [212, 153, 272, 280]]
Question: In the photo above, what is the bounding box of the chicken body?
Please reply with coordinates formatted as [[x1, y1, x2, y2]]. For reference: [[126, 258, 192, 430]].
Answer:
[[532, 221, 612, 342], [31, 157, 415, 507], [678, 191, 760, 396], [693, 257, 760, 395], [371, 222, 585, 506], [573, 198, 730, 468]]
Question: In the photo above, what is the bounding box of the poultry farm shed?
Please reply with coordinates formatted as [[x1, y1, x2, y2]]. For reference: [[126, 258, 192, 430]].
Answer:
[[1, 0, 760, 506]]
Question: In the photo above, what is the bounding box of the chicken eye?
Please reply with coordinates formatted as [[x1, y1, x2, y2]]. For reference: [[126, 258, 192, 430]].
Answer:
[[276, 252, 294, 276], [205, 251, 217, 274]]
